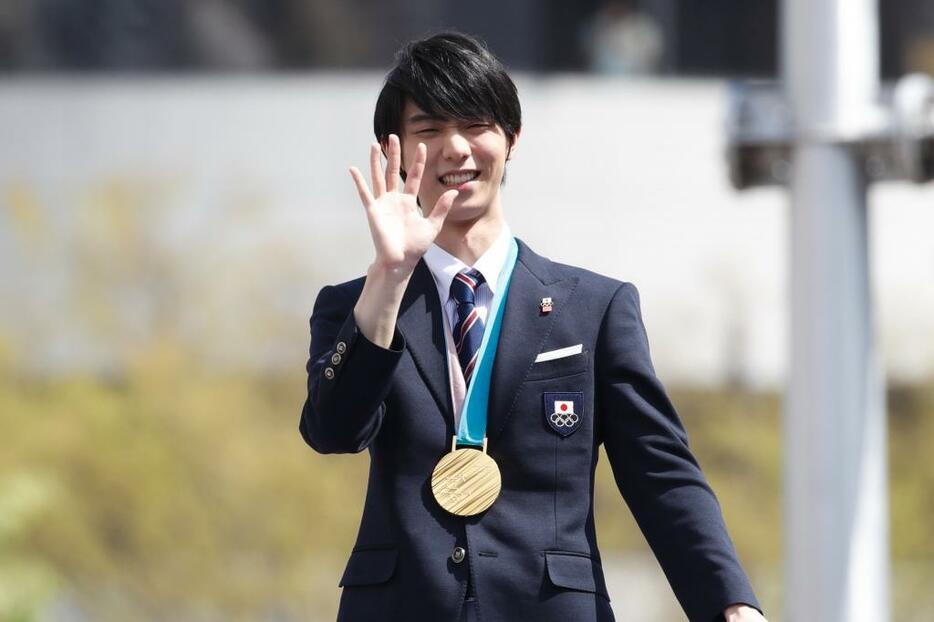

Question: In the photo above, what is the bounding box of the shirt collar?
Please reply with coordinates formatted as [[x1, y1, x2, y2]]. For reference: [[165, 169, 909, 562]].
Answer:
[[423, 223, 513, 305]]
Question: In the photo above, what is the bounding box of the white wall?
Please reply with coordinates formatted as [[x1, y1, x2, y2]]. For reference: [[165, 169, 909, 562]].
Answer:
[[1, 74, 932, 386]]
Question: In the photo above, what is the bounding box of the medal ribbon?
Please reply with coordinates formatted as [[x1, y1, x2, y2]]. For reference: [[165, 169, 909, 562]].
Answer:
[[456, 238, 519, 447]]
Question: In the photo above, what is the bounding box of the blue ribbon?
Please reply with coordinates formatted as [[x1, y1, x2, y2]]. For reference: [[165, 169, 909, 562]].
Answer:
[[456, 238, 519, 446]]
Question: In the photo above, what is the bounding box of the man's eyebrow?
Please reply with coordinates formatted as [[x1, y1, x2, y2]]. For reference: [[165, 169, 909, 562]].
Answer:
[[406, 113, 447, 124]]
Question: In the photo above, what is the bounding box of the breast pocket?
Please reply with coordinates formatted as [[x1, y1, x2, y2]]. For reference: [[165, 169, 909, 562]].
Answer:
[[525, 351, 589, 382]]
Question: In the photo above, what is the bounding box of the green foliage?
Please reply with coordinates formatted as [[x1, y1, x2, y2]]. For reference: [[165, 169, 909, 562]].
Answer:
[[1, 190, 931, 617], [3, 363, 933, 619], [1, 341, 367, 620]]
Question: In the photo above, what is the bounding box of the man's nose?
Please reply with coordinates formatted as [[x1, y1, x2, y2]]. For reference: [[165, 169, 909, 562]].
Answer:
[[441, 132, 471, 160]]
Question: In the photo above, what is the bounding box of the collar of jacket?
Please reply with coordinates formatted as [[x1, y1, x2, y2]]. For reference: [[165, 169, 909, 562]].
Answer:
[[396, 238, 580, 443]]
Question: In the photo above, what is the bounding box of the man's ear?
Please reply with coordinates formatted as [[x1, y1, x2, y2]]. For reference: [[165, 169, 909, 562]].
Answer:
[[506, 127, 521, 160]]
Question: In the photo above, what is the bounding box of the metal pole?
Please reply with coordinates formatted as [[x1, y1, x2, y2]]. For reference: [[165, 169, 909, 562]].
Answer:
[[782, 0, 890, 620]]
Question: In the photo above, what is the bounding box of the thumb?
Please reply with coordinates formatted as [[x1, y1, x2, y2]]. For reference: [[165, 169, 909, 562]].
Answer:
[[427, 189, 458, 231]]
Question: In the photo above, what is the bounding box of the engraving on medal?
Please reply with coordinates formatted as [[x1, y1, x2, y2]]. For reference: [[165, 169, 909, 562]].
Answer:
[[436, 465, 484, 505], [431, 441, 501, 516]]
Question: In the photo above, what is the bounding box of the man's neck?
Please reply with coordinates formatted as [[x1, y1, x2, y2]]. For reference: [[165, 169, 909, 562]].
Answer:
[[434, 210, 505, 266]]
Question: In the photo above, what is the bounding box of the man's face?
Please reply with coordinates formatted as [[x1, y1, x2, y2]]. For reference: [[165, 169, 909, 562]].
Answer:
[[398, 99, 516, 222]]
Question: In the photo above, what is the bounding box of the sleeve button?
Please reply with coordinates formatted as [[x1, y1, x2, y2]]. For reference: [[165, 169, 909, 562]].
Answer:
[[331, 352, 342, 365], [324, 367, 335, 380], [336, 341, 347, 354]]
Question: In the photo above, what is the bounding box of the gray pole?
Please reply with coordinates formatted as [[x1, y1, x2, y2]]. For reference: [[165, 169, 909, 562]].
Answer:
[[782, 0, 890, 619]]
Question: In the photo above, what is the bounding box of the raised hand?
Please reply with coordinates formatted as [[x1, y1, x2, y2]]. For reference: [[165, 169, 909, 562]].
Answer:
[[349, 134, 458, 276]]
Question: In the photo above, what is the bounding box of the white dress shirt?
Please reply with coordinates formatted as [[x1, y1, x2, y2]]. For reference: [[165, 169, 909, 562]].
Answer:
[[422, 223, 513, 428], [422, 223, 513, 340]]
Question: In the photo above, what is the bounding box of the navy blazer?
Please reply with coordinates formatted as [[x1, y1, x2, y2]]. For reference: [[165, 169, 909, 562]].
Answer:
[[300, 239, 760, 622]]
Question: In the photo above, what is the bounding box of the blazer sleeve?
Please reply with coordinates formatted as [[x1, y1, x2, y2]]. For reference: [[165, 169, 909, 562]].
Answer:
[[299, 284, 405, 454], [596, 282, 761, 622]]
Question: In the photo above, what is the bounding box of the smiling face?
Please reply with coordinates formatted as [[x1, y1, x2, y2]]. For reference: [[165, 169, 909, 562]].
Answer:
[[398, 99, 518, 224]]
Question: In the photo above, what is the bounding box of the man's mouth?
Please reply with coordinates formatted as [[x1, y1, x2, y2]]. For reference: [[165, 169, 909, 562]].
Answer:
[[439, 170, 480, 186]]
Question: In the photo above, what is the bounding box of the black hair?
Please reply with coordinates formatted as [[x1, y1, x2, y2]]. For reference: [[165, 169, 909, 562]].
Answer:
[[373, 31, 521, 150]]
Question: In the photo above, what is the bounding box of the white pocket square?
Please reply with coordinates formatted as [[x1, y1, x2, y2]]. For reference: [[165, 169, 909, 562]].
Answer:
[[534, 344, 583, 363]]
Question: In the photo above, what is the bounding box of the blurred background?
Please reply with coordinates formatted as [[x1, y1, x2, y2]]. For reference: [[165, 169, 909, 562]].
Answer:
[[1, 1, 933, 620]]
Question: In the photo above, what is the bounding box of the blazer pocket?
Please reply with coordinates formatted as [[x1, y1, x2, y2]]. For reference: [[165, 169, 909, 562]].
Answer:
[[338, 547, 397, 587], [526, 351, 589, 382], [544, 550, 610, 600]]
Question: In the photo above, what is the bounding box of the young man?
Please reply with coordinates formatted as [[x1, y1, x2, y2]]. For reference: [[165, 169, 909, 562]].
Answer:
[[300, 31, 766, 622]]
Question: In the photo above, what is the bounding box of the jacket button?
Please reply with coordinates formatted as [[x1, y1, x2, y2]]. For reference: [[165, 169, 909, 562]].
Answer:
[[324, 367, 335, 380], [451, 546, 466, 563], [336, 341, 347, 354], [331, 352, 342, 365]]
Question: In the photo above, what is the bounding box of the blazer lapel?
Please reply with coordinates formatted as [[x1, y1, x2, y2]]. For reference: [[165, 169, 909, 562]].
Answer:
[[487, 239, 579, 443], [396, 259, 454, 430]]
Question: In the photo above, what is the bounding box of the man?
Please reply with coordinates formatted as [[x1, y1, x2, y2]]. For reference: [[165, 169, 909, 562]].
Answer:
[[300, 31, 766, 622]]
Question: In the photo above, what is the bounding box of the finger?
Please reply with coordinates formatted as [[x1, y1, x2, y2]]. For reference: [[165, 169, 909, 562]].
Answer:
[[349, 166, 374, 207], [385, 134, 401, 192], [403, 142, 426, 196], [369, 142, 385, 197], [427, 189, 458, 231]]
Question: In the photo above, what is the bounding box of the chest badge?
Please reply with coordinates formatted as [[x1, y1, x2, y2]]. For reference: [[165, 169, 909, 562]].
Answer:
[[543, 392, 584, 437], [540, 297, 553, 314]]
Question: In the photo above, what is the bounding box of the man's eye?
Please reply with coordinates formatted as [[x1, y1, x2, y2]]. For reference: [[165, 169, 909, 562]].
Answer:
[[468, 123, 490, 129], [416, 128, 438, 135]]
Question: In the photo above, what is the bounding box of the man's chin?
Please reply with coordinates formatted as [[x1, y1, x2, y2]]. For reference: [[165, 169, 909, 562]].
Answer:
[[444, 202, 488, 223]]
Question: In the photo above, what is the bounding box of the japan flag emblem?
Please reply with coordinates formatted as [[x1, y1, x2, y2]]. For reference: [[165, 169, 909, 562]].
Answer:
[[543, 392, 584, 436]]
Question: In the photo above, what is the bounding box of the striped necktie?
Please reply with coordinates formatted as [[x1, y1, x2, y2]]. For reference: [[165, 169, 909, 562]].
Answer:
[[450, 268, 486, 386]]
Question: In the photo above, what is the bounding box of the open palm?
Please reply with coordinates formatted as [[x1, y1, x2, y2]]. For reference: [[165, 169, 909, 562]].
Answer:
[[349, 134, 457, 274]]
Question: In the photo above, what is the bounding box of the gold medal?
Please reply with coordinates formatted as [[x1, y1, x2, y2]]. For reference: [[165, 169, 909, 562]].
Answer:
[[431, 436, 501, 516]]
